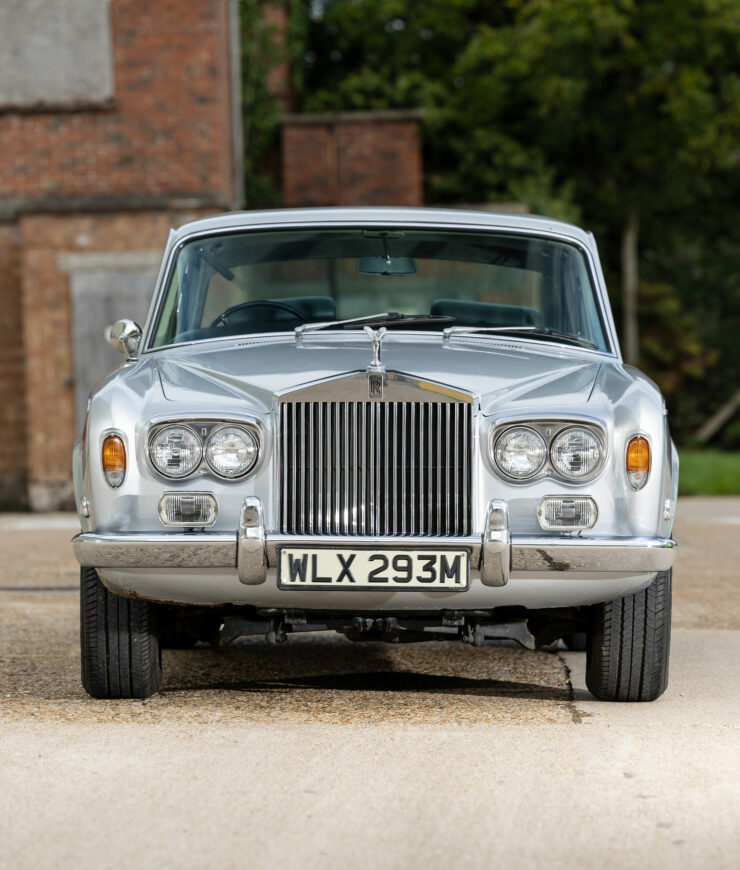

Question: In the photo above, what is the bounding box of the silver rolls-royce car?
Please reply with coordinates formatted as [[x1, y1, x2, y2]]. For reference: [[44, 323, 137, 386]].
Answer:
[[72, 207, 678, 701]]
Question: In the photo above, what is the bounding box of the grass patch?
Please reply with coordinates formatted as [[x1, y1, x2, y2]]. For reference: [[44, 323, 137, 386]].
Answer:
[[678, 449, 740, 495]]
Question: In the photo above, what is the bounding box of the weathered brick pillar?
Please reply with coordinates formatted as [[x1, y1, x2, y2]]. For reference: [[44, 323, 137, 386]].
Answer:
[[281, 110, 424, 207]]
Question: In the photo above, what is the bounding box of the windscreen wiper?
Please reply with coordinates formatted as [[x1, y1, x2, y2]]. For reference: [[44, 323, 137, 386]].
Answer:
[[296, 311, 455, 336], [442, 325, 598, 350]]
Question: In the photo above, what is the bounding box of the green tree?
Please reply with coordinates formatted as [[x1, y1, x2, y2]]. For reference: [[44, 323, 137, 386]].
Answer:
[[448, 0, 740, 364]]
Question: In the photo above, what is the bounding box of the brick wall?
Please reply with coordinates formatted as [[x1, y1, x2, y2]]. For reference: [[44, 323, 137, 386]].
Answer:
[[282, 111, 424, 208], [0, 225, 26, 508], [0, 0, 237, 214]]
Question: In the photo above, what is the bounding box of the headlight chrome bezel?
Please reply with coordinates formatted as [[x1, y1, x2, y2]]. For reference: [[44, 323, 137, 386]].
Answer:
[[147, 418, 262, 482], [490, 419, 607, 484]]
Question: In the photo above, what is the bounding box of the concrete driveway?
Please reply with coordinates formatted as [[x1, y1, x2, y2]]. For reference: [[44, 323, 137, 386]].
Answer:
[[1, 498, 738, 869]]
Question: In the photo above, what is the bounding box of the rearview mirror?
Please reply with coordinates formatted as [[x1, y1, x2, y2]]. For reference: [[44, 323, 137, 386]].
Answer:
[[108, 319, 142, 360], [357, 256, 417, 276]]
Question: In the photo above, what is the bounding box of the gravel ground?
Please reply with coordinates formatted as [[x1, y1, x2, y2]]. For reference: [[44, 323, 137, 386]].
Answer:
[[0, 499, 738, 869]]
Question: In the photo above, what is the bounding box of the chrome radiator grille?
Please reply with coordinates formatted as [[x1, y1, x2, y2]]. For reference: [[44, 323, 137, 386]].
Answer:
[[279, 401, 472, 536]]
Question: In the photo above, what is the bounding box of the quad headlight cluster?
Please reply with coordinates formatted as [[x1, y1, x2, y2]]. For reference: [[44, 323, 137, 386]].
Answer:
[[148, 423, 259, 480], [492, 423, 605, 482]]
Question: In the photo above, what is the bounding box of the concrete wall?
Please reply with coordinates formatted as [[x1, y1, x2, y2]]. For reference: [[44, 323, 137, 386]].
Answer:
[[0, 0, 114, 109]]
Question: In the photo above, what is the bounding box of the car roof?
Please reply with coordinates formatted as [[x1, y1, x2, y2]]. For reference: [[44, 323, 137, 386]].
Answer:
[[170, 207, 595, 250]]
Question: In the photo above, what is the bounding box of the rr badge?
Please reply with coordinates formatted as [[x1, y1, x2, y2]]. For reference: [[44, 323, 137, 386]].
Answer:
[[368, 373, 383, 399]]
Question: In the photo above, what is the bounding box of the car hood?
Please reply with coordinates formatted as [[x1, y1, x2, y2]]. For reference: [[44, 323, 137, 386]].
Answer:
[[153, 334, 606, 415]]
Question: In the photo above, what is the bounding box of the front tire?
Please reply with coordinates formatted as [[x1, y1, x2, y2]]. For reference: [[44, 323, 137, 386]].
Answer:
[[80, 567, 162, 699], [585, 569, 672, 702]]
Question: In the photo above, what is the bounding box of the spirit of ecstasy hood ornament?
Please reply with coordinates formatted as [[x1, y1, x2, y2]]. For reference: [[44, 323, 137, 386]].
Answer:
[[363, 325, 387, 398], [363, 325, 387, 373]]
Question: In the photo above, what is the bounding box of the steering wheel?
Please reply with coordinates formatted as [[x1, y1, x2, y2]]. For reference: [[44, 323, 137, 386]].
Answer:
[[209, 299, 306, 328]]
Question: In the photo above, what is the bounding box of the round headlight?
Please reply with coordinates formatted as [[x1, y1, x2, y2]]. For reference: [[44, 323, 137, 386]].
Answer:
[[149, 426, 202, 478], [494, 427, 547, 479], [205, 426, 258, 478], [550, 427, 602, 479]]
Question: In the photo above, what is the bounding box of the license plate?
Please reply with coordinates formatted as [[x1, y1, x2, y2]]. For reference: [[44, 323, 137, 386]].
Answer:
[[277, 548, 470, 590]]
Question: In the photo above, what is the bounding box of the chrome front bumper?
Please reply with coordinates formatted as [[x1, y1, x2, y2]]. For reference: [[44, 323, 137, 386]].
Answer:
[[73, 498, 677, 586]]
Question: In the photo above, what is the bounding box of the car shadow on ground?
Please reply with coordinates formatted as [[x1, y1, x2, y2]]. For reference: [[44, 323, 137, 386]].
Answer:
[[182, 670, 570, 701], [160, 637, 572, 704]]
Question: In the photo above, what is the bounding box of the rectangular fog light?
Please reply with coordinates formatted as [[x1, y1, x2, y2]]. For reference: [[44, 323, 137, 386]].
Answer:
[[158, 493, 217, 527], [538, 496, 597, 531]]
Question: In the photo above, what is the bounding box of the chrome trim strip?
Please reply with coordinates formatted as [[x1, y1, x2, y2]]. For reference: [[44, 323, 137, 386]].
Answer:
[[512, 536, 676, 573], [73, 533, 237, 568]]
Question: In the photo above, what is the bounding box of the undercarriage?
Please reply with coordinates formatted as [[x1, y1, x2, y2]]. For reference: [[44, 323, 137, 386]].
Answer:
[[162, 604, 587, 650]]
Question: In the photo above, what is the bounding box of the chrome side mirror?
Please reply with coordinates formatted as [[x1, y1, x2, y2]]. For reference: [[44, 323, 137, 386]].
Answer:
[[108, 319, 142, 360]]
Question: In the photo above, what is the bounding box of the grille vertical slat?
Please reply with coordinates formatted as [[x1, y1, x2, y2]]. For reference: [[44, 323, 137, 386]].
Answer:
[[436, 406, 442, 535], [427, 404, 434, 535], [360, 405, 366, 534], [291, 404, 297, 533], [418, 403, 424, 537], [307, 404, 314, 535], [462, 403, 468, 537], [280, 400, 472, 537], [392, 404, 398, 535], [282, 408, 288, 531], [409, 403, 416, 534], [453, 404, 459, 536], [350, 402, 359, 535], [374, 403, 381, 535], [368, 404, 373, 536]]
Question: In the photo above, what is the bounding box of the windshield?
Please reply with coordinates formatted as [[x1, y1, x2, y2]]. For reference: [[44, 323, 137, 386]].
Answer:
[[149, 227, 609, 351]]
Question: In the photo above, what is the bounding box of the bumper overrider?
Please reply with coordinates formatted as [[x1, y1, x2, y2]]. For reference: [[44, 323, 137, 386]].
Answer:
[[72, 497, 677, 587]]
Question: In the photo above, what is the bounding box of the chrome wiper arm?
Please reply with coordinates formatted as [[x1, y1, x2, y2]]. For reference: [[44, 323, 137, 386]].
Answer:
[[442, 325, 598, 350], [296, 311, 454, 339], [295, 312, 393, 337]]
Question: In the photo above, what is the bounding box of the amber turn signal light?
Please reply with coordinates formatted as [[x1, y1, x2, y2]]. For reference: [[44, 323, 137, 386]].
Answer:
[[102, 434, 126, 488], [626, 435, 650, 490]]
